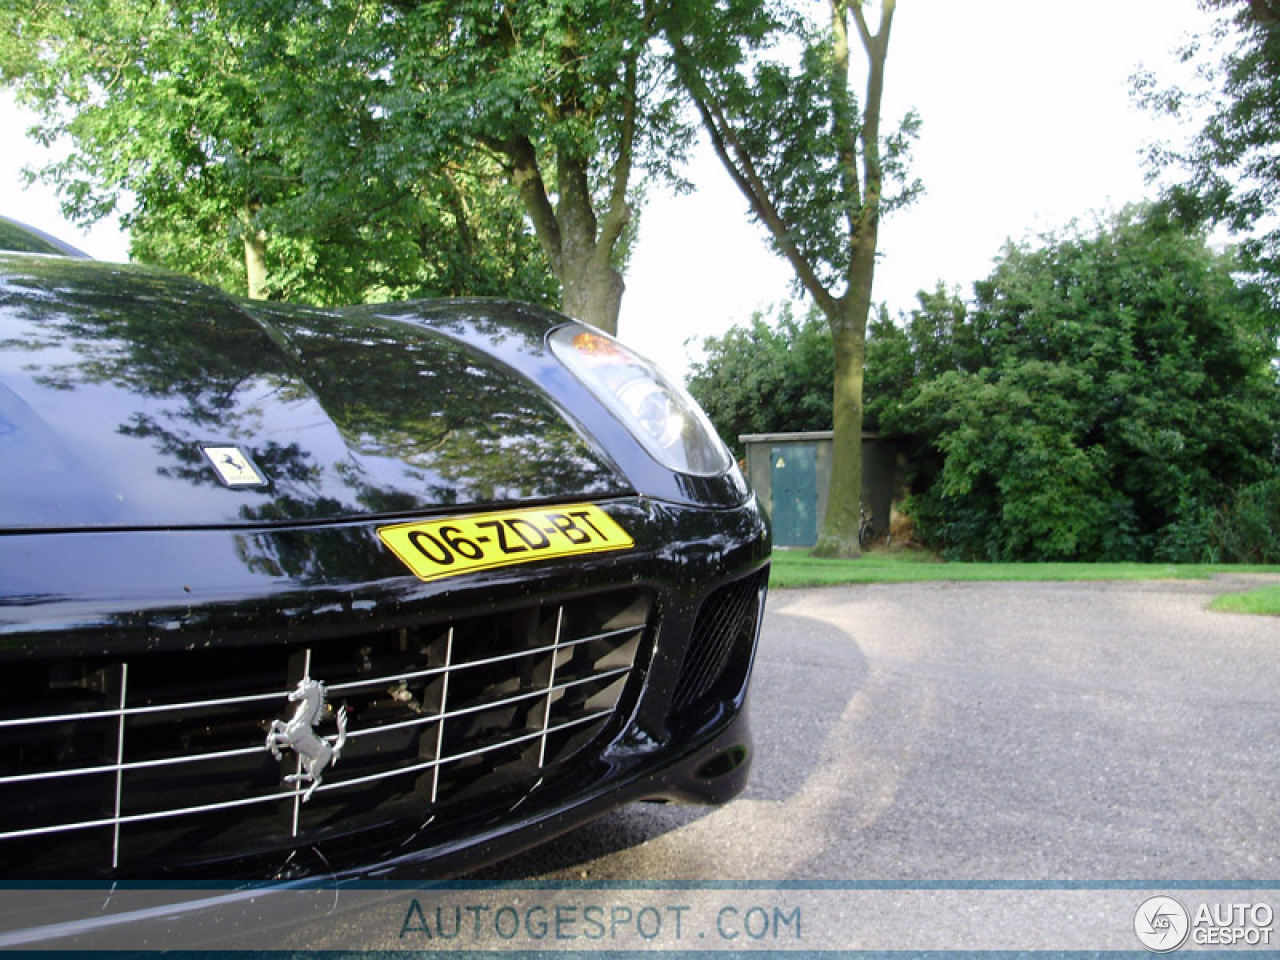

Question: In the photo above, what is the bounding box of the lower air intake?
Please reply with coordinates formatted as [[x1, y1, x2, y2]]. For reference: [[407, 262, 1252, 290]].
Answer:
[[671, 568, 768, 717], [0, 589, 651, 878]]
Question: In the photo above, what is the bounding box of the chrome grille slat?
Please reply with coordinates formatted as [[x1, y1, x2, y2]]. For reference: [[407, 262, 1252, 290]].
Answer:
[[0, 689, 284, 729], [0, 744, 264, 786], [110, 663, 127, 870], [0, 589, 651, 875], [0, 625, 640, 732], [0, 665, 636, 788], [329, 622, 639, 692], [429, 625, 455, 806], [343, 664, 632, 743], [0, 706, 617, 844], [309, 708, 613, 796], [0, 791, 287, 842], [538, 607, 565, 769]]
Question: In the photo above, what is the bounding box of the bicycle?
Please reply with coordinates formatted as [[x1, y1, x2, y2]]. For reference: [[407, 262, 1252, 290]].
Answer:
[[858, 504, 893, 550]]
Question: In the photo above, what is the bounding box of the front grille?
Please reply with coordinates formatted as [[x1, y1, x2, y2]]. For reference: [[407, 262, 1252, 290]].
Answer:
[[0, 589, 651, 876], [671, 568, 768, 716]]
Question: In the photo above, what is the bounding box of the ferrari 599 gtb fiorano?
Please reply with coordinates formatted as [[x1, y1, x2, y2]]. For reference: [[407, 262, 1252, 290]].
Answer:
[[0, 216, 770, 882]]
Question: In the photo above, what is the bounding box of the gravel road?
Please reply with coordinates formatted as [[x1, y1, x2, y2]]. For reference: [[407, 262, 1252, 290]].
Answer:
[[478, 576, 1280, 884], [27, 577, 1280, 952]]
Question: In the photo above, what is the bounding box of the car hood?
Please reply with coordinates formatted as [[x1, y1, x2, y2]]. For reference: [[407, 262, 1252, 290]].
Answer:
[[0, 256, 628, 531]]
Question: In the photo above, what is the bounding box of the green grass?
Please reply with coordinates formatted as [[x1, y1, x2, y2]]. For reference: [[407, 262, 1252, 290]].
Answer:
[[1208, 585, 1280, 616], [770, 547, 1280, 589]]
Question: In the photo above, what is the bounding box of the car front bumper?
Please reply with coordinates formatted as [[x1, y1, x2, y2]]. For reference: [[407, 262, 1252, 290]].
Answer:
[[0, 494, 770, 883]]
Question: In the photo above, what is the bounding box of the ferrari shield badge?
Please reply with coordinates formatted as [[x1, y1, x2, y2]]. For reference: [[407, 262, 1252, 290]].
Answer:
[[266, 677, 349, 802], [200, 444, 269, 488]]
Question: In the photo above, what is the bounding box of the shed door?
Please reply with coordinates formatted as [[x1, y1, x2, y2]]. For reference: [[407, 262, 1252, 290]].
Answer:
[[770, 444, 817, 547]]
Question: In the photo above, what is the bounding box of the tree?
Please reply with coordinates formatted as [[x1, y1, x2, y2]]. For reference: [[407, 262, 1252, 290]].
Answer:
[[1136, 0, 1280, 299], [0, 0, 698, 326], [686, 302, 833, 455], [865, 283, 980, 435], [0, 0, 559, 306], [666, 0, 920, 556], [374, 0, 696, 334], [881, 207, 1280, 561], [2, 0, 276, 295]]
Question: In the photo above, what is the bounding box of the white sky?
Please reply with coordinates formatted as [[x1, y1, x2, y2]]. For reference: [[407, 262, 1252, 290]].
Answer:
[[2, 0, 1208, 381]]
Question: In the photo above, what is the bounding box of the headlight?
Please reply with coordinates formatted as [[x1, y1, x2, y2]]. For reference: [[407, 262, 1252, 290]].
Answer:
[[550, 324, 732, 477]]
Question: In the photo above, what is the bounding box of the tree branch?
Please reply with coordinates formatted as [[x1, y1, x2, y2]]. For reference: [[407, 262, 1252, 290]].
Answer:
[[595, 52, 638, 263], [483, 134, 563, 276], [830, 0, 863, 236], [850, 0, 874, 51], [440, 169, 475, 259], [849, 0, 894, 288], [852, 0, 895, 174], [669, 36, 838, 317]]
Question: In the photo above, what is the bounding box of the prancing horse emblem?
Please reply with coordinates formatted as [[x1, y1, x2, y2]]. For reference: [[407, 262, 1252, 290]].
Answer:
[[266, 677, 349, 802]]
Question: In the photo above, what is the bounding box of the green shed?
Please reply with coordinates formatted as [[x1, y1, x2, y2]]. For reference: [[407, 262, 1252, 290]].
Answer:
[[740, 431, 906, 548]]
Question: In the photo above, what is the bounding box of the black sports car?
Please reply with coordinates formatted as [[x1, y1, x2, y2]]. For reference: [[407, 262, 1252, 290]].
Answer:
[[0, 216, 770, 882]]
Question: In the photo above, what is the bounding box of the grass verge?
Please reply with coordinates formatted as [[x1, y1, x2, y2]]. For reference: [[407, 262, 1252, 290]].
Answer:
[[1208, 585, 1280, 616], [771, 548, 1280, 589]]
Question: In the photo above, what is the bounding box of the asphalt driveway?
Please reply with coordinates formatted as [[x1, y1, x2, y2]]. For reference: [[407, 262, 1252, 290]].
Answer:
[[480, 576, 1280, 884]]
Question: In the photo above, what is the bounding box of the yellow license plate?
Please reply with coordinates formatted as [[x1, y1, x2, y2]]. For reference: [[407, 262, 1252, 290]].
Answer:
[[378, 504, 634, 582]]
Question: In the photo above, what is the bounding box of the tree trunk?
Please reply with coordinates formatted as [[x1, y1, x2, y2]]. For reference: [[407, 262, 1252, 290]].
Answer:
[[555, 150, 625, 335], [667, 0, 899, 554], [560, 260, 624, 335], [243, 225, 268, 300], [499, 139, 626, 335], [814, 300, 868, 558], [811, 0, 893, 557]]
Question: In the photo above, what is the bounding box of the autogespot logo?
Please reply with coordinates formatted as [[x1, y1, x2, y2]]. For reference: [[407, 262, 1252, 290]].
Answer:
[[1135, 896, 1191, 953]]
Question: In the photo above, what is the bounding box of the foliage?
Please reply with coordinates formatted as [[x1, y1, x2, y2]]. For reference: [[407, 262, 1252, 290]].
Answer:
[[1207, 476, 1280, 563], [666, 0, 920, 557], [1136, 0, 1280, 300], [2, 1, 260, 284], [686, 303, 833, 455], [0, 0, 559, 306], [667, 6, 919, 296], [382, 0, 699, 331], [878, 206, 1280, 561], [0, 0, 706, 321], [865, 284, 982, 433]]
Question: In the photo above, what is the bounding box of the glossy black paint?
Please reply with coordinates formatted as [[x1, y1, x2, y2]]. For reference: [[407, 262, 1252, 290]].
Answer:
[[364, 300, 752, 509], [0, 497, 765, 660], [0, 234, 771, 888], [0, 258, 628, 530]]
